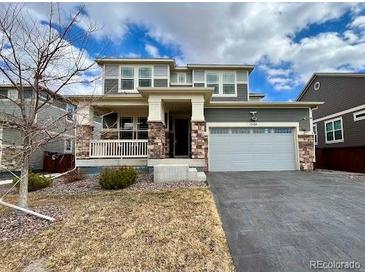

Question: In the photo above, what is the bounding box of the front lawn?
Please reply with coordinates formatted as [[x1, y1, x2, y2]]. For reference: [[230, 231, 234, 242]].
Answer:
[[0, 188, 234, 271]]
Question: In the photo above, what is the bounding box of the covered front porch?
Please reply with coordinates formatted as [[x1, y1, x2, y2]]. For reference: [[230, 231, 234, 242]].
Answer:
[[74, 88, 211, 169]]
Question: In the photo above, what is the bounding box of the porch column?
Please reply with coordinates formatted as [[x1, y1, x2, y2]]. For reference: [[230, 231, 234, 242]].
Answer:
[[298, 133, 315, 171], [147, 97, 166, 159], [191, 97, 208, 170], [75, 102, 94, 159]]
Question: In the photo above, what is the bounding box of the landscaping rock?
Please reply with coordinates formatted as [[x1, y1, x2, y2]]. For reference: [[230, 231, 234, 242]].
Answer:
[[0, 205, 67, 242]]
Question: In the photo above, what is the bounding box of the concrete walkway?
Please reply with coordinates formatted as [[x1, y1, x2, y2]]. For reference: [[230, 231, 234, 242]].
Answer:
[[208, 171, 365, 271]]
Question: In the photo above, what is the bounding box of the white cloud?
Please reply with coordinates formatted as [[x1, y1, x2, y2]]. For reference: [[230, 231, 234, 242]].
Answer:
[[6, 2, 365, 94], [145, 44, 160, 57]]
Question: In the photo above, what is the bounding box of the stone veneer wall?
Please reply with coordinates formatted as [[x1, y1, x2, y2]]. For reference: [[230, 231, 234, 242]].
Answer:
[[298, 134, 315, 171], [191, 121, 208, 170], [0, 146, 23, 171], [148, 122, 166, 159], [75, 125, 94, 159]]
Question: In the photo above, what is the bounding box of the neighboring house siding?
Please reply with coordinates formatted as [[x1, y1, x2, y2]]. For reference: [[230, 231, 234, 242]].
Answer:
[[2, 127, 23, 145], [315, 112, 365, 148], [211, 84, 248, 101], [205, 108, 311, 131], [300, 76, 365, 118]]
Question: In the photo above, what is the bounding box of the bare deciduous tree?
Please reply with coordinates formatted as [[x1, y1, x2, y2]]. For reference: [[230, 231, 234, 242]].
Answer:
[[0, 3, 97, 207]]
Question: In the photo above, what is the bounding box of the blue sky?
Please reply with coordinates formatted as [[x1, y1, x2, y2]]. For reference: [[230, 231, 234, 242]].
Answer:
[[18, 3, 365, 99]]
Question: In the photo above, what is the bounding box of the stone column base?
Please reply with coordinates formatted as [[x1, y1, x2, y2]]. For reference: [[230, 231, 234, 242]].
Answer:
[[298, 134, 315, 171], [191, 121, 208, 170], [76, 125, 94, 159], [148, 122, 166, 159]]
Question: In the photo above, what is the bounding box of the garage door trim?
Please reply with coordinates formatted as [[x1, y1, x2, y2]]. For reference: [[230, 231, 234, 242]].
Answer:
[[207, 122, 300, 171]]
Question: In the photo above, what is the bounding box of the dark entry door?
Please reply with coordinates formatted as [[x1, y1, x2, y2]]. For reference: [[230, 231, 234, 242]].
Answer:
[[174, 119, 189, 157]]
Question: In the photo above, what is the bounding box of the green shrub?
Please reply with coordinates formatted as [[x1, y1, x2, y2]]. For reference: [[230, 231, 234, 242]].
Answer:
[[99, 166, 137, 190], [14, 172, 53, 192]]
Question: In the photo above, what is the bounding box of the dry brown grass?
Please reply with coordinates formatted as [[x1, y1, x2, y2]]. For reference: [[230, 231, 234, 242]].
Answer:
[[0, 188, 234, 271]]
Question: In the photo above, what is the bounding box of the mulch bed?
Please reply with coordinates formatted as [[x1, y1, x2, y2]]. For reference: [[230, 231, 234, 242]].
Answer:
[[0, 205, 67, 243], [0, 173, 207, 196]]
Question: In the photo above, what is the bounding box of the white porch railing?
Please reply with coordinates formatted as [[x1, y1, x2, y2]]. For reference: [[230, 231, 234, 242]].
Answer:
[[89, 140, 148, 158]]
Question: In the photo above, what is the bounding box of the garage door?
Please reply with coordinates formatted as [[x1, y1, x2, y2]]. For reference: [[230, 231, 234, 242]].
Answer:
[[209, 127, 297, 171]]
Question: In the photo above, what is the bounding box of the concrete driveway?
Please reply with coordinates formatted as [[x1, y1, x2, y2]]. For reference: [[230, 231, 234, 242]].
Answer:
[[208, 171, 365, 271]]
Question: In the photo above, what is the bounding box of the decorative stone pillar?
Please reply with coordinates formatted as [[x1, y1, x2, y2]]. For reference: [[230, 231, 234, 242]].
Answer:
[[148, 122, 166, 159], [298, 134, 315, 171], [75, 125, 94, 159], [191, 121, 208, 170]]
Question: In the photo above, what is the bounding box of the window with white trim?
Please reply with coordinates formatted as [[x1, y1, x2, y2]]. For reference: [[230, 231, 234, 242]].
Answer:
[[206, 72, 219, 94], [177, 72, 186, 83], [222, 72, 236, 95], [354, 109, 365, 121], [138, 67, 152, 87], [120, 117, 148, 139], [66, 104, 75, 122], [193, 70, 205, 84], [313, 124, 318, 145], [121, 66, 134, 90], [64, 138, 73, 153], [325, 118, 343, 143]]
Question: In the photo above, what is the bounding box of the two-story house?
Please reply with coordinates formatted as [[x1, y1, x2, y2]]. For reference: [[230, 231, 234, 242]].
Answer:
[[297, 73, 365, 173], [0, 85, 77, 174], [69, 58, 321, 176]]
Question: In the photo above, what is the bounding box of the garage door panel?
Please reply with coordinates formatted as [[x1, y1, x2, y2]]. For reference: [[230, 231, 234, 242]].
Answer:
[[209, 127, 296, 171]]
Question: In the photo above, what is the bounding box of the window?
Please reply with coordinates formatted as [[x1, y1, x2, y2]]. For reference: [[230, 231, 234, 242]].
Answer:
[[206, 72, 219, 94], [0, 89, 8, 99], [177, 72, 186, 83], [325, 118, 343, 143], [104, 64, 119, 94], [121, 67, 134, 90], [193, 70, 205, 83], [222, 72, 236, 95], [154, 64, 168, 78], [138, 67, 152, 87], [119, 117, 148, 139], [39, 91, 49, 101], [313, 124, 318, 145], [64, 138, 73, 153], [354, 109, 365, 121], [66, 104, 75, 122], [103, 112, 118, 129], [236, 71, 248, 83]]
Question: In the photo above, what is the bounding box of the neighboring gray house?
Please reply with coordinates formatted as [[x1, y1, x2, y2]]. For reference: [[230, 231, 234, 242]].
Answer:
[[0, 85, 76, 173], [68, 58, 321, 175], [297, 73, 365, 172]]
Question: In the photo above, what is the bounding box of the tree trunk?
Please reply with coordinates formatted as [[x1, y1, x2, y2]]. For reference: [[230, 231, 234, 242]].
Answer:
[[18, 142, 30, 208]]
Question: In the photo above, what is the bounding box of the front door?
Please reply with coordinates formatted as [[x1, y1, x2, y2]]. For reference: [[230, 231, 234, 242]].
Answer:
[[174, 118, 190, 157]]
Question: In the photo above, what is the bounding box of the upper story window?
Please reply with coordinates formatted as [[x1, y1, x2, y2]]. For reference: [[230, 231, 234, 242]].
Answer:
[[206, 72, 219, 94], [121, 66, 134, 90], [66, 104, 75, 122], [325, 117, 343, 144], [138, 67, 152, 87], [104, 64, 169, 93], [193, 70, 205, 86], [222, 72, 235, 95], [354, 109, 365, 121]]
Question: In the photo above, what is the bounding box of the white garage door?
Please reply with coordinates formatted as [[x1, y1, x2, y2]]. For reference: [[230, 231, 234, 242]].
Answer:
[[209, 127, 297, 171]]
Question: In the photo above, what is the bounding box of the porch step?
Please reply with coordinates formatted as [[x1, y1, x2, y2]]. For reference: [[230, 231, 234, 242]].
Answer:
[[154, 165, 206, 183], [188, 168, 198, 180]]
